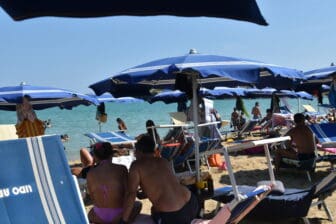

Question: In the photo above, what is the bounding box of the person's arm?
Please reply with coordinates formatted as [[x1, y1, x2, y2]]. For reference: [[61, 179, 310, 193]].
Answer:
[[122, 163, 141, 223]]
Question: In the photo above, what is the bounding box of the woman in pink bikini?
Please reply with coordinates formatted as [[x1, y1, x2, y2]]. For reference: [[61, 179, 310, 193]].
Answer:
[[87, 142, 141, 223]]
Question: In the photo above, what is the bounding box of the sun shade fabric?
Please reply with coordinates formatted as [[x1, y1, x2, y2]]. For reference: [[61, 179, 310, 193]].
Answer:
[[0, 0, 267, 25]]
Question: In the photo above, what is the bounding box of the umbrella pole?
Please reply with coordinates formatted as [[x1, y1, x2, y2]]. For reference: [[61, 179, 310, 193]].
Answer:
[[191, 75, 201, 184]]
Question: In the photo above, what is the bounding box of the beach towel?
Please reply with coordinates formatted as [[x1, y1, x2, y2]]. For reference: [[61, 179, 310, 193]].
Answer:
[[15, 119, 45, 138]]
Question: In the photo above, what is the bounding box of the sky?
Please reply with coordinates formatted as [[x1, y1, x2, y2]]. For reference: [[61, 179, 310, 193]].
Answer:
[[0, 1, 336, 93]]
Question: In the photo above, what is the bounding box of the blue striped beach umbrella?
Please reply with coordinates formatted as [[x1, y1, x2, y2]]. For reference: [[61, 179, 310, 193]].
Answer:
[[0, 83, 99, 111], [90, 50, 305, 97], [90, 50, 305, 185]]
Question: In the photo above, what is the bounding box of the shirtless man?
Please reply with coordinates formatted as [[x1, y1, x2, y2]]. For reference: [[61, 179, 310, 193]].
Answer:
[[251, 102, 262, 120], [274, 113, 317, 172], [121, 134, 199, 224], [87, 142, 140, 224]]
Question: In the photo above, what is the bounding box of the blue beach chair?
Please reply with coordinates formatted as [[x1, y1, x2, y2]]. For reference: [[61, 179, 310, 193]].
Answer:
[[85, 131, 136, 145], [212, 171, 336, 223], [193, 185, 271, 224], [0, 135, 88, 224]]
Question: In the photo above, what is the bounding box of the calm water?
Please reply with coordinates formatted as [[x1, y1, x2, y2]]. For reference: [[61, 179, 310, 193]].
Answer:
[[0, 98, 316, 161]]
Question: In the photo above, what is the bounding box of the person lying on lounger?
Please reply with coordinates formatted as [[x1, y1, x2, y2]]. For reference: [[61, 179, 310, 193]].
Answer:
[[121, 135, 199, 224], [87, 142, 141, 224], [274, 113, 318, 172]]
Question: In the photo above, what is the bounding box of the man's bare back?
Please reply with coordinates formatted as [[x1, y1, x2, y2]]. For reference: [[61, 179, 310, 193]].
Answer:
[[122, 134, 198, 224], [287, 125, 316, 155], [132, 157, 190, 212]]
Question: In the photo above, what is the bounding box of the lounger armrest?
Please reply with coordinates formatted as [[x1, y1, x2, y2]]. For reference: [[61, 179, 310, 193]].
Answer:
[[321, 142, 336, 148]]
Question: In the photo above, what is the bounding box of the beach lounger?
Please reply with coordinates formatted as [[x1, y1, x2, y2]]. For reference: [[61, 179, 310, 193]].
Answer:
[[85, 131, 136, 145], [193, 185, 271, 224], [310, 123, 336, 148], [0, 135, 88, 223], [169, 112, 187, 125], [237, 119, 260, 137], [212, 171, 336, 223], [0, 124, 18, 140]]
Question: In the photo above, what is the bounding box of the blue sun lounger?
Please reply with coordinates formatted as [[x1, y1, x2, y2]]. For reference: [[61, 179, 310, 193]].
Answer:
[[310, 123, 336, 146], [193, 185, 271, 224], [212, 171, 336, 223], [85, 131, 136, 145], [0, 135, 88, 224]]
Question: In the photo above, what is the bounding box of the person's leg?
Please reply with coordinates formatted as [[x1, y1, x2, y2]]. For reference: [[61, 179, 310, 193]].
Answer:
[[80, 148, 93, 167], [274, 148, 297, 172], [128, 201, 142, 223]]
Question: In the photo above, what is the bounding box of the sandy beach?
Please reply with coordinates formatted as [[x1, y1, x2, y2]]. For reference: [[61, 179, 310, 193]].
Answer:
[[81, 151, 336, 224]]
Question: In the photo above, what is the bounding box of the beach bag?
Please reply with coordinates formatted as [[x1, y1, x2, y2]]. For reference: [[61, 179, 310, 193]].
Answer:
[[208, 154, 223, 167]]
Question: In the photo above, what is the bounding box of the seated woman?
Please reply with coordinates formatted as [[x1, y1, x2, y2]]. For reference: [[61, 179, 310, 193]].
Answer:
[[87, 142, 141, 224]]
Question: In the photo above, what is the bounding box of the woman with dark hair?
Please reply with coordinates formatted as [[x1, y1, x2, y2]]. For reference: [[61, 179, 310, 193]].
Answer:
[[87, 142, 141, 223]]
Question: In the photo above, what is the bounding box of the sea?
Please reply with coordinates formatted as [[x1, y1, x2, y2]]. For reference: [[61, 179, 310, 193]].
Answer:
[[0, 98, 317, 161]]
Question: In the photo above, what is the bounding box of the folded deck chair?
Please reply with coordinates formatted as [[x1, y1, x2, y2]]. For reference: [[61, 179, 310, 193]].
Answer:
[[212, 171, 336, 223], [0, 124, 18, 140], [237, 120, 260, 137], [0, 135, 88, 223], [85, 131, 136, 145], [193, 185, 271, 224]]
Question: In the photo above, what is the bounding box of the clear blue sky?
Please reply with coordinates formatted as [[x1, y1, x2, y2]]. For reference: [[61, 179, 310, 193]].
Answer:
[[0, 1, 335, 93]]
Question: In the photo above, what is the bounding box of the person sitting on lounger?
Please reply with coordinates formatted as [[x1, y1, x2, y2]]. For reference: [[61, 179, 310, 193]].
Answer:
[[87, 142, 141, 224], [121, 135, 199, 224], [259, 109, 272, 125], [231, 108, 240, 131], [274, 113, 318, 172]]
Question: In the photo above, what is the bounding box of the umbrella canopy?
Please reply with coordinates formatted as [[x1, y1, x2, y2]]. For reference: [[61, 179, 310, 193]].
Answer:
[[0, 0, 267, 25], [296, 66, 336, 94], [305, 66, 336, 80], [245, 88, 313, 100], [92, 93, 144, 104], [0, 84, 99, 111], [90, 51, 305, 97], [210, 86, 246, 97], [148, 88, 229, 104]]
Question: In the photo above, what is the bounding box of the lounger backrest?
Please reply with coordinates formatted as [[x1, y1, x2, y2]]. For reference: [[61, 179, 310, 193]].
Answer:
[[238, 120, 258, 135], [169, 112, 187, 125], [85, 131, 136, 145], [314, 171, 336, 195], [309, 123, 336, 143], [302, 104, 317, 113], [227, 186, 271, 224], [0, 135, 88, 224]]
